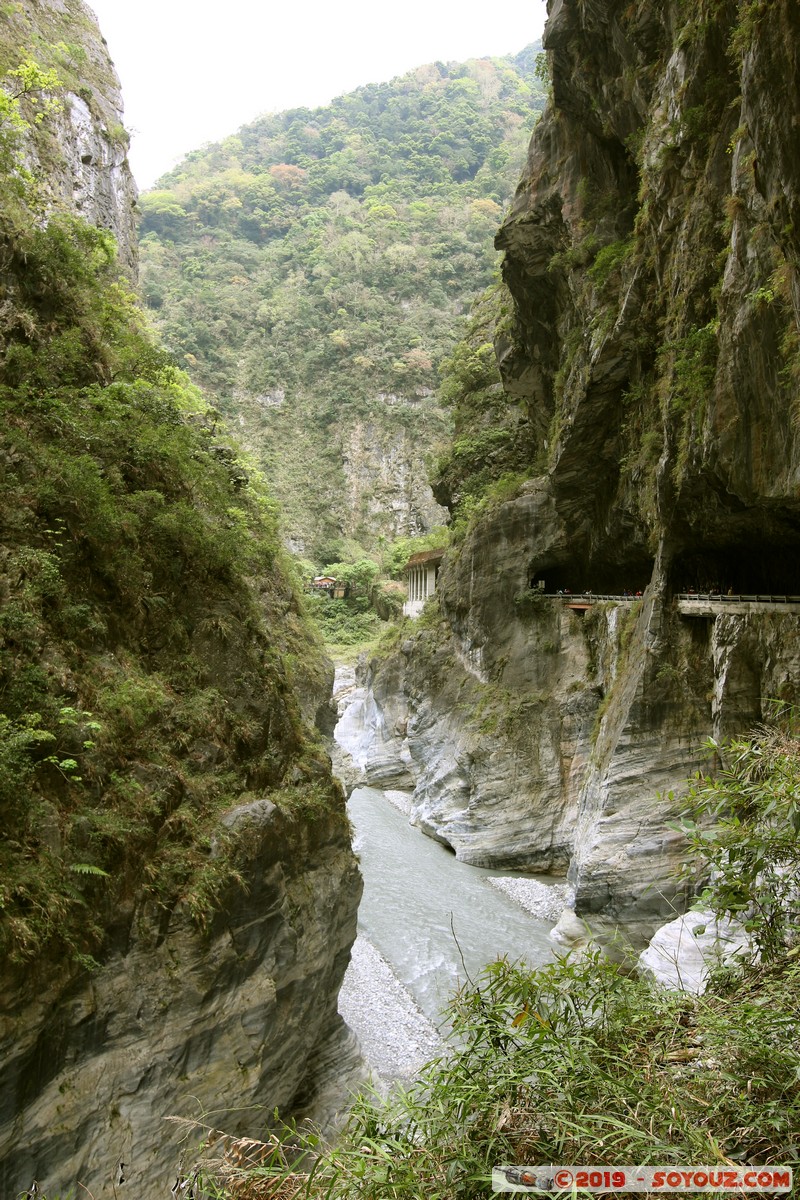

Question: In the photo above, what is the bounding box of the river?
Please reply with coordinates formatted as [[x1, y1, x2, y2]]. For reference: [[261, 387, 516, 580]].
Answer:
[[337, 781, 566, 1084], [332, 666, 570, 1085]]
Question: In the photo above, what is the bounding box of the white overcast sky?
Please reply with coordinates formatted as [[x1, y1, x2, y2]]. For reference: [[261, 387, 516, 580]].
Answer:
[[85, 0, 547, 191]]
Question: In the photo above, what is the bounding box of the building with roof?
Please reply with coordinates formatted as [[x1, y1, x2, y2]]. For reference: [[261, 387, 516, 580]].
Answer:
[[403, 548, 445, 618]]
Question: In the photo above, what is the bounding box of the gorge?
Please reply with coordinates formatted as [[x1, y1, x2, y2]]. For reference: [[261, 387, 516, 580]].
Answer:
[[349, 0, 800, 954], [1, 0, 799, 1196]]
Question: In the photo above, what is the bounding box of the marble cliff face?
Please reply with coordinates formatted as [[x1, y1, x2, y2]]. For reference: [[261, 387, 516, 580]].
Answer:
[[10, 0, 139, 272], [0, 4, 361, 1195], [351, 0, 800, 947], [0, 799, 360, 1197]]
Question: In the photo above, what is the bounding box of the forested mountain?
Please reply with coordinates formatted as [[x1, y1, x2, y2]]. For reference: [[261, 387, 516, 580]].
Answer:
[[138, 48, 546, 561]]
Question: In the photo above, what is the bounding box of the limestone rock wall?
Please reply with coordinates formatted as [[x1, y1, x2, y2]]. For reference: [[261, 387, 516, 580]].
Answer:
[[358, 0, 800, 947], [0, 799, 361, 1198], [496, 0, 800, 577], [228, 388, 449, 558], [49, 85, 138, 275], [6, 0, 139, 273], [341, 415, 449, 550]]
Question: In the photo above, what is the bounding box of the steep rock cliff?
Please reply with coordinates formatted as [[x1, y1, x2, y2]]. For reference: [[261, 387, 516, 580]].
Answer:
[[356, 0, 800, 947], [228, 388, 449, 557], [0, 4, 360, 1194], [2, 0, 138, 272], [0, 800, 360, 1198]]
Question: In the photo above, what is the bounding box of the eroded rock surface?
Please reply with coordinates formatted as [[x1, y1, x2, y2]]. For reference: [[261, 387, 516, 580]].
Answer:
[[357, 0, 800, 948], [9, 0, 139, 272], [0, 800, 361, 1198]]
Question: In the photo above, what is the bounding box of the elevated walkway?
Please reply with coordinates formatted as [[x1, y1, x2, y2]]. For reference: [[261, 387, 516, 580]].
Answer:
[[674, 593, 800, 617], [539, 593, 800, 616]]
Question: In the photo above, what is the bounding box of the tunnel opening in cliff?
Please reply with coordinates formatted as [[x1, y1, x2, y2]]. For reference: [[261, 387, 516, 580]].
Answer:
[[669, 526, 800, 596], [530, 551, 655, 596]]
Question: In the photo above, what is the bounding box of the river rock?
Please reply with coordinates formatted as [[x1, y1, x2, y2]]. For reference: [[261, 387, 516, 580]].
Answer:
[[638, 910, 753, 993], [488, 877, 573, 924], [550, 908, 593, 954], [337, 936, 443, 1086]]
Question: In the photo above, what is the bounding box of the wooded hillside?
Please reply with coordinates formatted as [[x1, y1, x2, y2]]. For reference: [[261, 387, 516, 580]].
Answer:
[[138, 48, 546, 560]]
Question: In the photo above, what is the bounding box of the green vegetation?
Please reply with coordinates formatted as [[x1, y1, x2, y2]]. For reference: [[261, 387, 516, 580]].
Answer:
[[587, 235, 635, 292], [304, 559, 382, 651], [434, 284, 537, 528], [664, 319, 720, 484], [302, 955, 798, 1199], [138, 51, 546, 559], [187, 719, 800, 1200], [467, 680, 546, 740], [304, 595, 381, 654], [301, 528, 451, 654], [0, 47, 62, 209], [729, 0, 770, 57], [0, 57, 337, 970], [513, 586, 550, 617], [0, 54, 61, 138], [668, 320, 719, 416], [380, 525, 449, 578], [676, 717, 800, 963]]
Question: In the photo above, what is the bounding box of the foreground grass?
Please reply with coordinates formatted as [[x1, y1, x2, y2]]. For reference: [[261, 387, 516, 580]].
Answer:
[[181, 950, 798, 1199], [183, 709, 800, 1200]]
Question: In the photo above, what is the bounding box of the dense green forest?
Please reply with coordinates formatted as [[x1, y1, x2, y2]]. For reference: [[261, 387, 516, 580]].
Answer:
[[138, 48, 546, 561]]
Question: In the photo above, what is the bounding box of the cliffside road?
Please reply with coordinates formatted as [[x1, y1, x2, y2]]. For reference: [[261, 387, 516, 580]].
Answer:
[[544, 593, 800, 609], [674, 595, 800, 615], [539, 593, 800, 617]]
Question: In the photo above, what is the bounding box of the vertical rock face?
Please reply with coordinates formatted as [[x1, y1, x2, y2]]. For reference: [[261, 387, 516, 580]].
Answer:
[[0, 801, 361, 1198], [6, 0, 139, 273], [219, 389, 449, 558], [0, 3, 361, 1195], [358, 0, 800, 946], [341, 416, 450, 548], [52, 85, 138, 275]]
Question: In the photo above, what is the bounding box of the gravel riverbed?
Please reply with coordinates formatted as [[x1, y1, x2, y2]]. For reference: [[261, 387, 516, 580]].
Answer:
[[486, 877, 573, 923], [338, 935, 444, 1084]]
